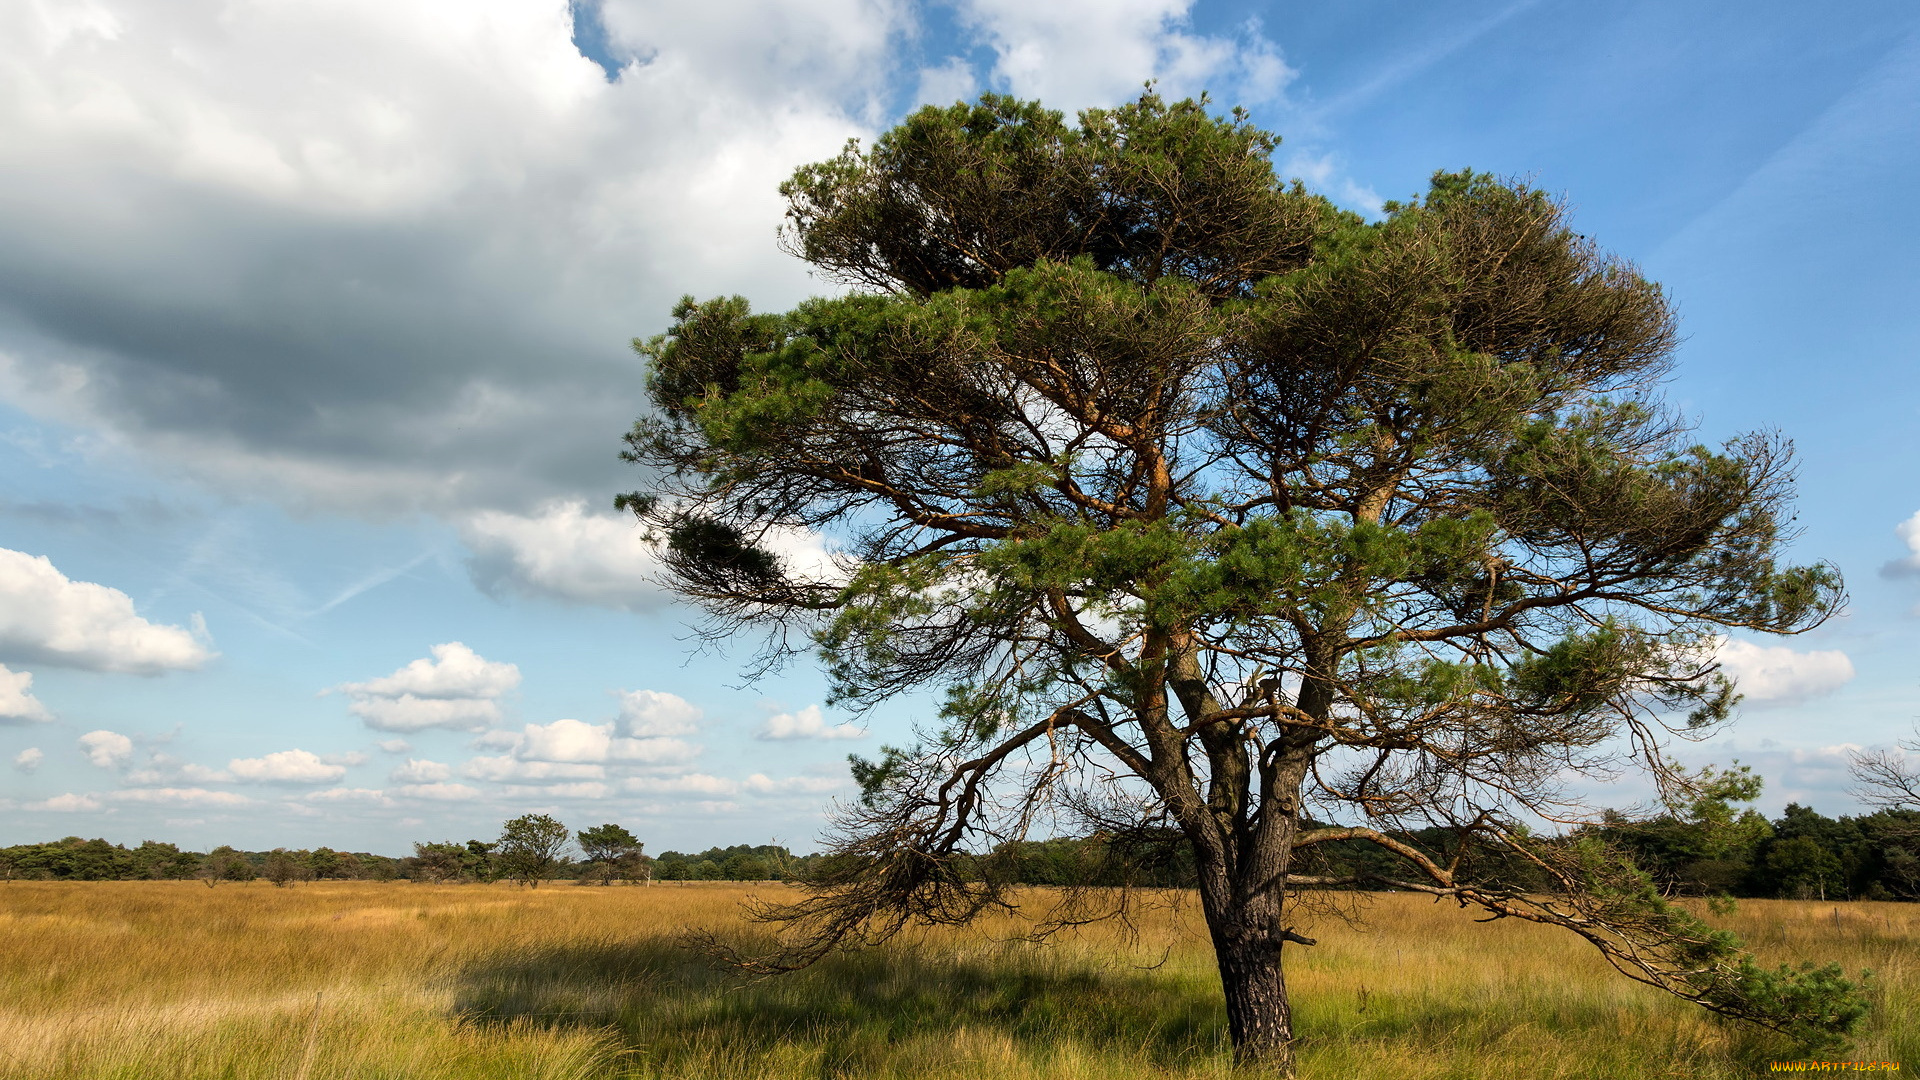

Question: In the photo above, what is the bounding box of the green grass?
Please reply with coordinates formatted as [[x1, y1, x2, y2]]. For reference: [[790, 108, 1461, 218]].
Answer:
[[0, 881, 1911, 1078]]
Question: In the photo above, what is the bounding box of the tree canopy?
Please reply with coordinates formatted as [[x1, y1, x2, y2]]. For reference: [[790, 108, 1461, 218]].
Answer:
[[577, 823, 648, 884], [497, 814, 572, 888], [619, 92, 1859, 1071]]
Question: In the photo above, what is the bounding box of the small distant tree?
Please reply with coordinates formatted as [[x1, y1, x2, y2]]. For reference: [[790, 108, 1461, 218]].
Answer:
[[577, 824, 645, 885], [411, 842, 464, 883], [497, 815, 571, 888], [263, 849, 303, 887], [132, 840, 200, 880], [462, 840, 500, 883], [197, 846, 252, 887], [306, 847, 341, 880], [196, 849, 223, 888]]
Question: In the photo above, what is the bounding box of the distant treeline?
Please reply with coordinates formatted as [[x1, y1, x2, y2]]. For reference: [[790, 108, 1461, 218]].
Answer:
[[986, 803, 1920, 902], [0, 839, 408, 883], [4, 801, 1913, 898], [0, 837, 814, 885], [651, 844, 823, 881], [1594, 802, 1918, 901]]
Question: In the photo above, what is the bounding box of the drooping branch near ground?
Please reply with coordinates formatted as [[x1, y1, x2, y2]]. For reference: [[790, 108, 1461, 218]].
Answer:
[[696, 708, 1105, 975], [1295, 823, 1868, 1050]]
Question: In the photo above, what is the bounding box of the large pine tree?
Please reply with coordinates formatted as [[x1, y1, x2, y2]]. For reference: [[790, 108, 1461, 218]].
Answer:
[[619, 93, 1863, 1072]]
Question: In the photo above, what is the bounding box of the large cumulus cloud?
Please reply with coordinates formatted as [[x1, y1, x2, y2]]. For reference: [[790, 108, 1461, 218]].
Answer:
[[1713, 637, 1855, 706], [0, 0, 1297, 613], [0, 0, 903, 520], [0, 548, 212, 674], [335, 641, 521, 732]]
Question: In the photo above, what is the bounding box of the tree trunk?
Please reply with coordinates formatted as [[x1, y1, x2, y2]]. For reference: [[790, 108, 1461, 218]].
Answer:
[[1209, 917, 1297, 1075], [1192, 853, 1298, 1076]]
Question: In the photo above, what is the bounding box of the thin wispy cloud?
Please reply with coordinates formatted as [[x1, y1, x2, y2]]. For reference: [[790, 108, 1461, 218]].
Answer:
[[306, 549, 440, 619], [1297, 0, 1542, 123]]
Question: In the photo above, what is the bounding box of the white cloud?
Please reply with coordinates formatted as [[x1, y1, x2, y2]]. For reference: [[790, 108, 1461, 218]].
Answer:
[[608, 736, 701, 765], [227, 748, 345, 784], [13, 747, 42, 772], [462, 500, 665, 610], [0, 663, 51, 722], [743, 772, 850, 795], [0, 0, 1305, 543], [108, 787, 251, 808], [517, 717, 614, 763], [337, 642, 519, 732], [462, 502, 845, 611], [123, 754, 231, 785], [1882, 509, 1920, 577], [376, 738, 412, 754], [622, 772, 739, 796], [342, 641, 520, 698], [763, 528, 850, 587], [389, 758, 451, 783], [954, 0, 1294, 114], [1281, 149, 1386, 217], [394, 781, 481, 801], [468, 716, 702, 772], [0, 548, 212, 674], [619, 689, 701, 737], [349, 696, 502, 732], [28, 792, 103, 812], [462, 755, 606, 782], [1714, 637, 1855, 705], [497, 781, 610, 800], [78, 729, 133, 768], [0, 0, 903, 521], [304, 787, 395, 806], [1656, 741, 1872, 814], [914, 56, 977, 108], [757, 704, 866, 741]]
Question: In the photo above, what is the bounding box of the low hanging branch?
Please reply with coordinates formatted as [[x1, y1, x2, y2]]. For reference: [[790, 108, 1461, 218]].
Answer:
[[1294, 824, 1869, 1047]]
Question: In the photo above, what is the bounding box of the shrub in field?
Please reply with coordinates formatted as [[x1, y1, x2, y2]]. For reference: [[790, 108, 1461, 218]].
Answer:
[[263, 849, 304, 887], [196, 845, 254, 887]]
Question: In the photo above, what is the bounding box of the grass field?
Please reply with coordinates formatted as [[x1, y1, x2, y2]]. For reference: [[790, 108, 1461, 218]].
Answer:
[[0, 880, 1911, 1079]]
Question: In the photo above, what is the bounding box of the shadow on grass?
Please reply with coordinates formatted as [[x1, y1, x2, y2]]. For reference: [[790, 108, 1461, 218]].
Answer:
[[449, 935, 1816, 1078], [449, 932, 1230, 1072]]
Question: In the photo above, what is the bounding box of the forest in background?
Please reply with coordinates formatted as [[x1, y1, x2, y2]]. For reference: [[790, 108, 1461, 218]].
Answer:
[[3, 798, 1914, 900]]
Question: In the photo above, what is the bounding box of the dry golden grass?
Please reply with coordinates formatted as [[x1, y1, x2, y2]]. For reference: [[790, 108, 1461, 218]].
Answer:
[[0, 880, 1911, 1078]]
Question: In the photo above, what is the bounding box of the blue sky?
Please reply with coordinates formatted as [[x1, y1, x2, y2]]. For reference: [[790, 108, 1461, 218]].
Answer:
[[1, 0, 1915, 855]]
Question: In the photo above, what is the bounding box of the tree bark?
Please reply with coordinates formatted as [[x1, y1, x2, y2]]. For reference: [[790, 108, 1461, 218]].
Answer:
[[1209, 914, 1297, 1075], [1191, 844, 1298, 1077]]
